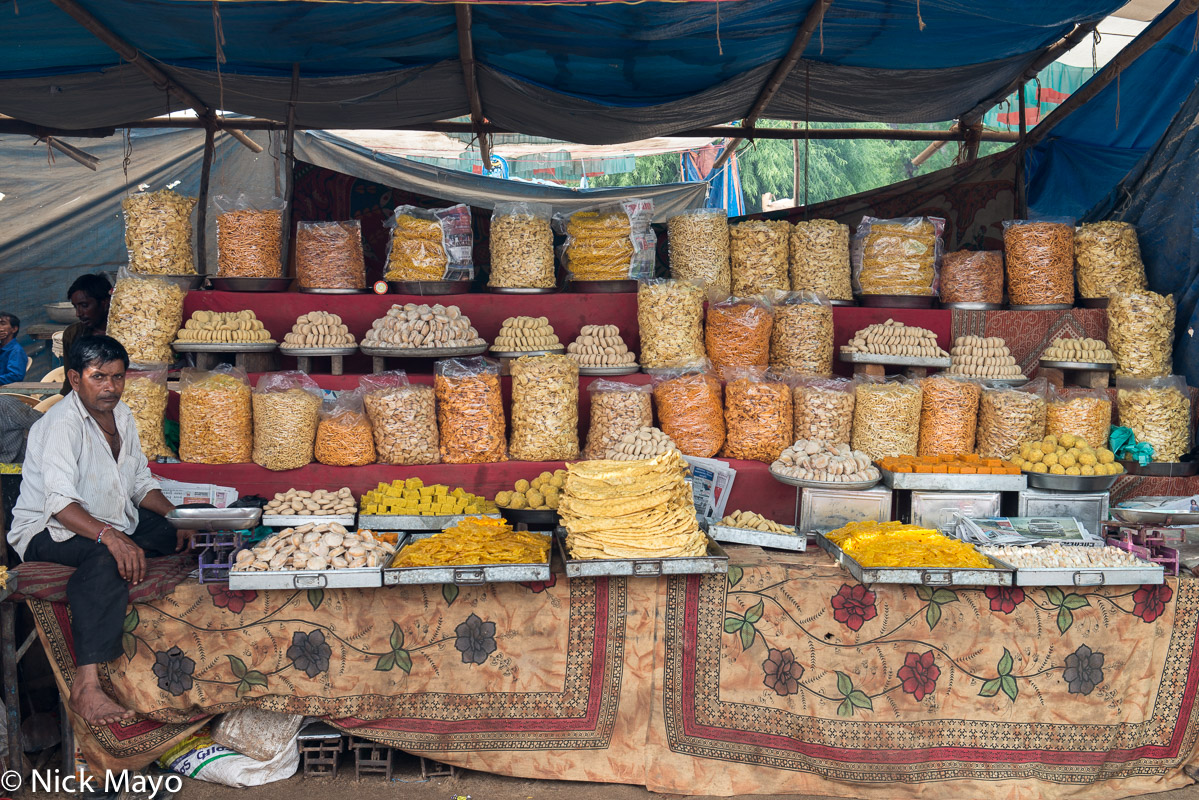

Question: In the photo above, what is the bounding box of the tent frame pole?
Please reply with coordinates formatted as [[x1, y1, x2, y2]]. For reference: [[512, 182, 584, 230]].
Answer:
[[196, 117, 217, 273], [1016, 83, 1027, 218], [455, 4, 492, 170], [281, 64, 300, 278]]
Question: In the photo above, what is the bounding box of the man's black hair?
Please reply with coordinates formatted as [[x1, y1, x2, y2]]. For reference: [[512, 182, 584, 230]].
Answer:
[[0, 312, 20, 332], [67, 273, 112, 304], [68, 335, 129, 375]]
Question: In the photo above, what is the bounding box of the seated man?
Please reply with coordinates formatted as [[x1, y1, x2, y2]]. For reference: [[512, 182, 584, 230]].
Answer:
[[9, 335, 182, 726], [0, 312, 26, 384]]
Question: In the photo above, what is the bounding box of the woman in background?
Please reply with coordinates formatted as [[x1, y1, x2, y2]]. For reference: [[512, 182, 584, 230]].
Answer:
[[59, 273, 111, 395]]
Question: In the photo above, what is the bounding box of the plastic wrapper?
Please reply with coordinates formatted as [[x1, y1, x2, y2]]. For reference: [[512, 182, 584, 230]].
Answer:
[[917, 375, 981, 456], [721, 369, 793, 463], [434, 357, 506, 463], [296, 220, 366, 289], [558, 199, 656, 281], [1046, 387, 1112, 449], [1075, 221, 1146, 299], [790, 219, 851, 300], [361, 372, 439, 465], [939, 250, 1003, 304], [509, 354, 579, 461], [729, 220, 790, 295], [488, 202, 555, 288], [792, 376, 855, 447], [108, 267, 186, 364], [769, 291, 832, 375], [251, 371, 322, 471], [652, 367, 725, 458], [179, 366, 253, 464], [124, 366, 172, 460], [637, 279, 706, 368], [667, 209, 730, 292], [852, 216, 943, 296], [1108, 289, 1175, 378], [582, 380, 653, 460], [1117, 376, 1191, 462], [852, 378, 922, 459], [384, 204, 474, 282], [976, 380, 1047, 460], [705, 293, 773, 379], [123, 189, 197, 275], [214, 194, 284, 278], [1003, 219, 1074, 305], [315, 389, 375, 467]]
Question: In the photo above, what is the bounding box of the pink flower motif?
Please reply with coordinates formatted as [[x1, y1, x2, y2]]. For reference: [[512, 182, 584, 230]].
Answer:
[[208, 585, 257, 614], [897, 651, 940, 701], [1133, 584, 1173, 623], [762, 648, 804, 696], [520, 573, 558, 593], [984, 586, 1025, 614], [831, 584, 877, 632]]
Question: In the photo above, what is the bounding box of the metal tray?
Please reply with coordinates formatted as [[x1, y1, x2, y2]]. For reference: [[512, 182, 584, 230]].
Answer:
[[360, 343, 488, 358], [972, 376, 1028, 385], [1119, 460, 1198, 477], [388, 280, 469, 296], [568, 280, 638, 294], [261, 514, 357, 528], [768, 468, 881, 491], [298, 287, 368, 294], [486, 286, 558, 294], [489, 347, 566, 358], [827, 299, 856, 307], [839, 351, 951, 369], [357, 512, 501, 531], [499, 507, 560, 526], [1009, 303, 1074, 311], [940, 301, 1004, 310], [229, 565, 382, 590], [1039, 359, 1115, 371], [278, 346, 358, 357], [383, 532, 552, 586], [1023, 471, 1119, 492], [172, 341, 277, 353], [994, 559, 1163, 587], [137, 273, 205, 290], [557, 535, 728, 577], [577, 364, 641, 376], [708, 524, 806, 552], [858, 294, 937, 308], [879, 466, 1026, 492], [1079, 297, 1110, 309], [208, 277, 291, 292], [166, 508, 262, 531], [816, 533, 1013, 586], [1112, 501, 1199, 525]]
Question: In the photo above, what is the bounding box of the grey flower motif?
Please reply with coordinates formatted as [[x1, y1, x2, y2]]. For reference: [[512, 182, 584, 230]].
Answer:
[[152, 646, 195, 696], [286, 630, 332, 678], [454, 613, 497, 665], [1063, 644, 1105, 695]]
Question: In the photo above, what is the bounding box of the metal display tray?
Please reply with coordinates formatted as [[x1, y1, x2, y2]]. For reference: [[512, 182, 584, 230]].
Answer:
[[358, 512, 501, 531], [940, 301, 1003, 310], [568, 280, 638, 293], [708, 524, 807, 552], [388, 280, 470, 296], [1039, 359, 1115, 371], [1009, 303, 1074, 311], [991, 558, 1163, 587], [556, 535, 729, 578], [360, 343, 488, 358], [1119, 460, 1199, 477], [166, 508, 262, 530], [298, 287, 368, 294], [278, 346, 358, 357], [172, 341, 277, 353], [578, 364, 641, 376], [1112, 500, 1199, 525], [838, 351, 952, 369], [208, 277, 291, 292], [769, 468, 881, 490], [499, 507, 560, 526], [490, 347, 566, 358], [486, 286, 558, 294], [228, 565, 382, 590], [879, 467, 1026, 492], [815, 533, 1013, 586], [383, 533, 552, 586], [1024, 472, 1119, 492], [261, 514, 357, 528]]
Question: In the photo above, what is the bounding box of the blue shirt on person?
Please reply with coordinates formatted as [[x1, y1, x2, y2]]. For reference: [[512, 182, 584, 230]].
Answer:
[[0, 339, 27, 385]]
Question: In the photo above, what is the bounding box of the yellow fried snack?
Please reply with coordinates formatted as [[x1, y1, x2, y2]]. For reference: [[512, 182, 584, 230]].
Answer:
[[390, 516, 551, 567], [826, 520, 993, 569]]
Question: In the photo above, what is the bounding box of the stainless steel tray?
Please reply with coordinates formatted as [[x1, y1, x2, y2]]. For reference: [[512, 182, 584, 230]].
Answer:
[[940, 301, 1003, 310], [383, 533, 552, 586], [489, 347, 566, 358], [298, 287, 368, 294], [360, 343, 488, 358], [708, 524, 806, 552], [1024, 471, 1119, 492], [979, 376, 1029, 385], [578, 364, 641, 376], [816, 533, 1013, 586], [172, 341, 277, 353], [1112, 500, 1199, 525], [568, 279, 638, 294], [1039, 359, 1115, 371], [486, 286, 558, 294], [357, 512, 501, 531], [229, 565, 382, 590], [557, 535, 728, 577], [278, 346, 358, 357], [261, 514, 356, 527], [166, 508, 262, 531], [388, 280, 469, 296], [1009, 303, 1074, 311], [839, 351, 951, 369], [208, 277, 291, 292], [879, 466, 1027, 492], [500, 507, 560, 526], [133, 273, 205, 290], [769, 468, 881, 491], [1119, 460, 1199, 477], [988, 558, 1163, 587]]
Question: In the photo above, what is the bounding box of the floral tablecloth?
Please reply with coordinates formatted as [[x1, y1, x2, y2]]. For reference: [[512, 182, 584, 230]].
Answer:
[[29, 546, 1199, 799]]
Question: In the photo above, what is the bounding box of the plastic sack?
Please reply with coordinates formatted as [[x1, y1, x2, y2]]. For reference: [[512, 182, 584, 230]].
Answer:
[[384, 204, 474, 282], [1110, 426, 1154, 465], [583, 380, 653, 460], [124, 365, 172, 460], [296, 220, 365, 289], [637, 279, 706, 368], [769, 291, 832, 376], [360, 371, 439, 465], [852, 377, 922, 459], [179, 365, 253, 464], [509, 354, 579, 461], [1108, 289, 1175, 378], [852, 216, 943, 297], [1003, 219, 1074, 305], [917, 375, 982, 457], [667, 208, 730, 293], [108, 267, 187, 364], [939, 250, 1003, 304], [729, 219, 790, 295], [315, 388, 375, 466], [251, 371, 322, 471], [705, 292, 773, 379], [1046, 387, 1112, 449], [790, 219, 851, 300], [1116, 375, 1191, 462], [211, 709, 304, 763], [488, 202, 555, 288], [434, 357, 506, 463], [976, 379, 1047, 460], [214, 194, 285, 278], [721, 368, 793, 463], [791, 376, 855, 447], [1075, 221, 1146, 299], [652, 366, 725, 458], [122, 188, 197, 275], [158, 727, 298, 788], [557, 198, 656, 282]]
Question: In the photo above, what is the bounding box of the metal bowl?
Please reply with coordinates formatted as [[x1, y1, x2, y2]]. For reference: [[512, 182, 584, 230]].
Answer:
[[568, 280, 638, 294], [208, 277, 292, 292], [167, 507, 262, 531], [388, 280, 470, 296], [1119, 460, 1199, 477], [858, 294, 937, 308], [44, 302, 76, 324], [500, 507, 560, 527], [1022, 471, 1120, 492]]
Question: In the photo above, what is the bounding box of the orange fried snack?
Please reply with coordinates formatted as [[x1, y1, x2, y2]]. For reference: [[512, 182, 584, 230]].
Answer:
[[390, 516, 551, 567]]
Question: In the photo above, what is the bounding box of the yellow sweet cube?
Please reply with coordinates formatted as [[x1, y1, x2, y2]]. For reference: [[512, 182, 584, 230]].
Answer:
[[465, 504, 479, 513], [419, 487, 435, 498], [405, 477, 423, 490], [452, 487, 467, 499]]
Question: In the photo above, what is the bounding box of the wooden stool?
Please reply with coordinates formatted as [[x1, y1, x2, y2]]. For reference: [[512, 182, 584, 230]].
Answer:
[[297, 723, 343, 777], [349, 737, 393, 780], [419, 756, 456, 779], [295, 353, 347, 376]]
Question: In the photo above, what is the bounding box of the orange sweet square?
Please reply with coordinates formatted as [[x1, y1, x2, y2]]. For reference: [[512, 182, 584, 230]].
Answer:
[[959, 466, 977, 474], [976, 467, 992, 474], [963, 453, 981, 463]]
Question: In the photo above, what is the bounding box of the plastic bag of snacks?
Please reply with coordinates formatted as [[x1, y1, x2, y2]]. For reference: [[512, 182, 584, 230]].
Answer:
[[179, 365, 253, 464], [790, 220, 851, 300], [667, 209, 730, 293], [917, 375, 982, 457], [384, 204, 474, 282], [976, 380, 1047, 460], [509, 354, 580, 461], [769, 291, 832, 375], [557, 199, 656, 282], [124, 365, 172, 460], [1116, 376, 1191, 462], [730, 220, 790, 295], [852, 377, 922, 459], [721, 369, 793, 463], [251, 371, 322, 471], [1074, 221, 1145, 299], [360, 371, 439, 465], [791, 376, 855, 447], [1108, 289, 1175, 378], [434, 357, 506, 463], [583, 380, 653, 460], [1003, 219, 1074, 305], [705, 292, 773, 379], [1046, 387, 1112, 449], [488, 202, 555, 289], [637, 279, 706, 368], [214, 194, 285, 278], [108, 267, 187, 364], [652, 366, 725, 458], [296, 220, 365, 290], [939, 250, 1003, 304], [852, 216, 943, 296], [315, 389, 375, 467], [123, 188, 196, 275]]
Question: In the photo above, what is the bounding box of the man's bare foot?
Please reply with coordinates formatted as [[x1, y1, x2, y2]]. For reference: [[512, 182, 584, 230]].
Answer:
[[70, 666, 134, 726]]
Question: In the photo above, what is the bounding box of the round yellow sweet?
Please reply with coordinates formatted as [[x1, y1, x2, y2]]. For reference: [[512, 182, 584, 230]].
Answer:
[[1043, 435, 1059, 450], [1050, 464, 1066, 475], [514, 479, 530, 493], [1098, 449, 1115, 464], [1066, 447, 1081, 459], [1012, 456, 1026, 468], [1058, 434, 1075, 448], [496, 491, 513, 507], [1078, 453, 1097, 466], [1080, 465, 1096, 476], [538, 471, 554, 483], [526, 489, 545, 508], [531, 476, 546, 490], [1028, 449, 1044, 464], [550, 474, 566, 488], [509, 493, 528, 509], [1066, 466, 1082, 476], [1032, 462, 1049, 473], [1110, 462, 1125, 474], [1043, 452, 1059, 467], [1058, 453, 1076, 468], [1074, 438, 1089, 450]]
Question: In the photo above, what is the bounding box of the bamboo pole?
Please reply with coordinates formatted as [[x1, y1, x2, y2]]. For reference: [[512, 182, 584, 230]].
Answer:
[[196, 120, 216, 274], [455, 4, 492, 169], [281, 64, 300, 278]]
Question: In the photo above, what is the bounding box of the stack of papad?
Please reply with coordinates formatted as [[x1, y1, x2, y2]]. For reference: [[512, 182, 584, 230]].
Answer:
[[561, 450, 707, 559]]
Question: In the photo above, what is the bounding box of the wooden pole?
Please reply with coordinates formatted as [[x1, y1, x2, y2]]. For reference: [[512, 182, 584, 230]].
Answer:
[[41, 137, 99, 170], [455, 3, 492, 170], [196, 119, 216, 274], [281, 64, 300, 278]]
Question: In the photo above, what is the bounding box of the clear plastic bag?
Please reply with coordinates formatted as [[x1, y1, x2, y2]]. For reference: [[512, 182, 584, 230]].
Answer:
[[652, 366, 725, 458], [667, 209, 730, 292], [939, 250, 1004, 304], [1075, 221, 1146, 299], [385, 204, 474, 282], [976, 380, 1047, 460], [124, 365, 172, 460], [790, 220, 851, 300], [214, 194, 285, 278], [488, 202, 555, 288], [123, 189, 197, 275], [637, 279, 706, 368], [296, 220, 365, 289], [917, 375, 982, 457], [852, 377, 922, 459], [729, 220, 790, 295], [721, 368, 793, 463], [108, 267, 187, 364], [1003, 219, 1074, 305], [1046, 387, 1112, 449], [509, 354, 579, 461], [315, 389, 375, 467], [705, 292, 773, 379], [1116, 376, 1191, 462], [1108, 289, 1175, 378], [558, 199, 656, 282], [583, 380, 653, 460], [434, 357, 506, 463], [852, 216, 943, 297], [361, 371, 439, 465], [769, 291, 832, 376], [251, 371, 322, 471], [791, 376, 855, 447], [179, 365, 253, 464]]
